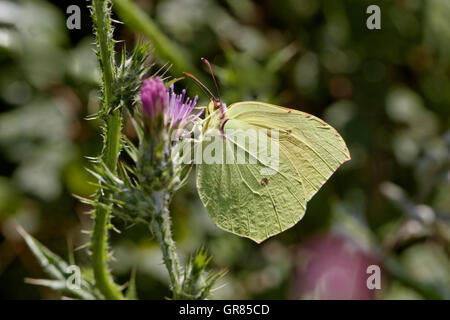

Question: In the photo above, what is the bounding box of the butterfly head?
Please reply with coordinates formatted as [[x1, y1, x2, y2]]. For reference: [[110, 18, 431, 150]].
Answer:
[[213, 99, 226, 110]]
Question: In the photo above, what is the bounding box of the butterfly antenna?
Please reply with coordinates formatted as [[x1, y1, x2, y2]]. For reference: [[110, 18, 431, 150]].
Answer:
[[201, 58, 221, 102], [183, 72, 217, 101]]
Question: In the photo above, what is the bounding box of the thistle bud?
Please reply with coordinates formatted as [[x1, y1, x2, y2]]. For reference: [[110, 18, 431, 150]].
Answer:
[[140, 77, 168, 130]]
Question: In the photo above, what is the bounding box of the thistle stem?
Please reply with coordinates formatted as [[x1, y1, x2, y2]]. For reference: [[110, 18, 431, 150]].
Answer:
[[91, 112, 123, 300], [152, 192, 183, 299], [91, 0, 123, 300]]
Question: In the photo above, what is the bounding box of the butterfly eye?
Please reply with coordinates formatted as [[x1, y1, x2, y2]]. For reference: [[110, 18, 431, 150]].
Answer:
[[214, 101, 227, 110]]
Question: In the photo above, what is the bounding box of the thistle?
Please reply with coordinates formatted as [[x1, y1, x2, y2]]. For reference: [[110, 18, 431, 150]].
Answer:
[[140, 77, 202, 135], [137, 77, 201, 191], [18, 0, 220, 300], [90, 75, 218, 299]]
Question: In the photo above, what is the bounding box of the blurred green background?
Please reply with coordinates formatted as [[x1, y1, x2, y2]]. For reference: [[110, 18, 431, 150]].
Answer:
[[0, 0, 449, 299]]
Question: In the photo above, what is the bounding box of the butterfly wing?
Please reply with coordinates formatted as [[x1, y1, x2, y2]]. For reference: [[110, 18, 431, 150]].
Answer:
[[196, 101, 350, 243], [226, 101, 351, 201]]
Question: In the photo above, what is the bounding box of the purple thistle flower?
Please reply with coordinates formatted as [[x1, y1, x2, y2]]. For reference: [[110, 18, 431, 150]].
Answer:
[[140, 77, 203, 131], [166, 85, 202, 130], [140, 77, 168, 120]]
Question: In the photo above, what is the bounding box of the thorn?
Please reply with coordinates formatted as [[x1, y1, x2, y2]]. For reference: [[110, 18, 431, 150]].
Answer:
[[111, 225, 121, 234], [118, 281, 129, 291], [16, 225, 27, 238], [210, 282, 227, 292], [24, 278, 42, 285], [75, 243, 90, 251]]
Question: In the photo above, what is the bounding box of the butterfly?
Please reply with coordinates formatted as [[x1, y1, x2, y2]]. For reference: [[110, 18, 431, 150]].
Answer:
[[184, 58, 350, 243]]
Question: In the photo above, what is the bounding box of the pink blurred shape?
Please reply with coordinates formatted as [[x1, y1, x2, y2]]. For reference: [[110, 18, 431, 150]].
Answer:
[[292, 233, 380, 300]]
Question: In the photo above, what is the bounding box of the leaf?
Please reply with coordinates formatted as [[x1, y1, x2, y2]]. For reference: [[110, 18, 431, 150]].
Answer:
[[18, 226, 101, 299], [125, 268, 138, 300]]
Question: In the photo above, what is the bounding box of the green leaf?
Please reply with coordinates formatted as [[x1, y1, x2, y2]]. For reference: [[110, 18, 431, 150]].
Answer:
[[18, 226, 101, 300], [125, 269, 138, 300]]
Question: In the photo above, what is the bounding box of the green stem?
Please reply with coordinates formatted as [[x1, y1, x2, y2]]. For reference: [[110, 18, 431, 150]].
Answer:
[[152, 192, 182, 299], [92, 113, 123, 300], [103, 112, 122, 170], [91, 0, 123, 300], [92, 203, 123, 300]]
